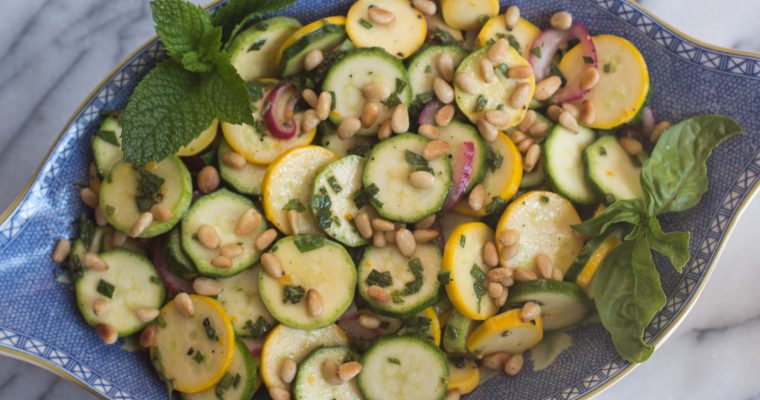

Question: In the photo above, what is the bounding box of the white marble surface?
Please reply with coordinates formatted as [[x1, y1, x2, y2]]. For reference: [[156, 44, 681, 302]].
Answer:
[[0, 1, 759, 399]]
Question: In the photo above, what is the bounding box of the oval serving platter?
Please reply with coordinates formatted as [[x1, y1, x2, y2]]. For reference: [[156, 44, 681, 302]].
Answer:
[[0, 0, 758, 399]]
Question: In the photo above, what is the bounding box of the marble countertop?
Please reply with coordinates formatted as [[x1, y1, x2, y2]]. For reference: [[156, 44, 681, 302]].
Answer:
[[1, 1, 759, 399]]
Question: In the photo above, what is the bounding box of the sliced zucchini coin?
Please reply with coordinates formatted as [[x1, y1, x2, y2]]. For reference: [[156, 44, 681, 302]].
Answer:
[[476, 15, 541, 60], [311, 155, 374, 247], [447, 357, 480, 395], [357, 244, 442, 319], [466, 308, 543, 358], [99, 158, 192, 238], [437, 120, 488, 192], [181, 339, 258, 400], [442, 309, 477, 355], [262, 146, 338, 235], [260, 324, 348, 390], [277, 16, 347, 77], [259, 235, 356, 329], [150, 295, 235, 393], [407, 45, 467, 102], [565, 232, 622, 298], [218, 139, 267, 196], [520, 162, 545, 189], [318, 123, 376, 158], [227, 16, 302, 81], [441, 0, 499, 31], [508, 280, 591, 331], [92, 114, 123, 175], [75, 249, 165, 336], [584, 135, 645, 203], [323, 47, 412, 136], [181, 189, 268, 277], [292, 346, 362, 400], [217, 267, 276, 338], [162, 227, 198, 280], [346, 0, 427, 59], [358, 336, 448, 400], [542, 124, 598, 205], [363, 134, 451, 223]]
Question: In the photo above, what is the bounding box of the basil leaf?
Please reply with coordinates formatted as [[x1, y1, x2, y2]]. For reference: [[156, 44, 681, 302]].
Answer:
[[647, 218, 690, 272], [572, 199, 644, 238], [641, 115, 741, 215], [592, 238, 665, 363]]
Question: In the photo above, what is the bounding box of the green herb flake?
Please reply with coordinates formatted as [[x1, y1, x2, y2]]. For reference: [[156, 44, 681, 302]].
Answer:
[[330, 91, 337, 109], [135, 168, 165, 212], [327, 176, 343, 193], [459, 235, 466, 248], [424, 65, 433, 74], [283, 285, 305, 304], [472, 95, 488, 113], [203, 318, 219, 342], [293, 235, 325, 253], [485, 197, 508, 214], [477, 15, 490, 25], [390, 290, 404, 304], [311, 187, 333, 229], [397, 316, 432, 341], [604, 63, 613, 73], [486, 147, 504, 172], [404, 150, 433, 173], [508, 35, 521, 52], [248, 38, 267, 52], [104, 205, 115, 216], [395, 78, 407, 95], [583, 56, 594, 64], [233, 373, 241, 389], [283, 198, 306, 212], [437, 271, 451, 285], [359, 18, 373, 29], [96, 130, 120, 146], [149, 276, 161, 285], [387, 357, 401, 365], [531, 46, 542, 58], [470, 264, 487, 312], [366, 269, 393, 287], [414, 92, 434, 105], [155, 315, 167, 328], [347, 144, 371, 157], [598, 146, 608, 156], [192, 350, 205, 364], [246, 81, 270, 103], [96, 279, 115, 298], [495, 63, 509, 77], [382, 93, 402, 108], [353, 183, 382, 209], [540, 195, 550, 204], [244, 316, 272, 339]]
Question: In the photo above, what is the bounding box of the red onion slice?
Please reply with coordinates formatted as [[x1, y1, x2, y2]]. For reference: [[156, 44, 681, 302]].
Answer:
[[418, 100, 444, 126], [151, 246, 193, 298], [444, 141, 476, 210], [641, 107, 655, 135], [240, 338, 263, 357], [263, 81, 298, 139]]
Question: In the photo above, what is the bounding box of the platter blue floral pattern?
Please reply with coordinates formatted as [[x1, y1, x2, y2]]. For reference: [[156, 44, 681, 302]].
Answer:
[[0, 0, 758, 399]]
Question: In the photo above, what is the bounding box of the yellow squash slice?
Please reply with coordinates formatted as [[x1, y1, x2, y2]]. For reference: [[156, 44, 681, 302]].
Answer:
[[476, 15, 541, 60], [441, 0, 500, 31], [447, 358, 480, 394], [346, 0, 427, 59], [466, 308, 543, 358]]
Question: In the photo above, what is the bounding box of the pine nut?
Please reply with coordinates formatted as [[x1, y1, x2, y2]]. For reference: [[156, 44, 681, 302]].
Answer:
[[500, 244, 520, 261], [220, 243, 244, 259], [423, 140, 449, 161], [486, 110, 510, 127], [518, 110, 537, 131], [338, 117, 361, 139], [361, 101, 381, 128], [580, 66, 600, 91], [222, 151, 247, 169], [514, 268, 537, 283], [413, 229, 439, 243], [415, 214, 436, 230], [508, 65, 533, 80], [301, 109, 320, 134], [524, 144, 541, 172], [517, 137, 534, 154], [619, 136, 643, 156], [494, 287, 508, 307], [302, 88, 319, 108], [93, 206, 106, 227], [534, 76, 562, 101], [520, 301, 541, 322], [261, 253, 284, 279], [487, 281, 504, 299], [479, 58, 496, 83], [269, 386, 291, 400], [373, 231, 387, 247], [236, 209, 262, 235], [52, 239, 71, 263], [354, 212, 373, 239], [212, 255, 232, 269], [412, 0, 436, 16], [80, 187, 98, 208], [372, 218, 395, 232], [444, 388, 462, 400], [433, 77, 454, 104], [418, 123, 438, 139], [559, 111, 579, 132], [477, 119, 499, 142], [96, 323, 118, 345], [579, 99, 596, 125], [395, 228, 416, 257], [455, 72, 477, 95], [317, 92, 332, 121], [321, 360, 343, 386], [504, 354, 524, 376], [83, 252, 108, 271], [150, 204, 171, 222], [306, 289, 324, 317], [127, 211, 152, 237], [280, 358, 297, 384], [498, 229, 520, 247], [562, 103, 580, 119], [175, 292, 194, 317], [112, 231, 127, 248], [510, 83, 531, 109], [304, 49, 324, 71], [551, 267, 564, 281], [483, 352, 511, 369], [287, 209, 300, 234], [368, 5, 395, 25], [367, 285, 390, 303], [536, 253, 554, 279], [528, 121, 550, 137], [363, 82, 391, 102], [197, 166, 220, 193], [547, 104, 563, 121], [482, 241, 499, 267], [139, 324, 157, 348], [136, 308, 159, 323], [93, 299, 110, 316], [550, 11, 573, 30], [435, 104, 455, 126], [358, 314, 382, 329], [391, 104, 409, 133], [505, 5, 521, 29], [378, 119, 392, 140], [468, 184, 486, 211], [385, 230, 396, 244], [409, 170, 436, 189], [193, 277, 224, 296], [197, 224, 220, 249], [338, 361, 362, 382], [509, 130, 527, 144], [487, 38, 509, 64], [650, 121, 671, 143], [437, 52, 455, 81], [487, 267, 513, 286]]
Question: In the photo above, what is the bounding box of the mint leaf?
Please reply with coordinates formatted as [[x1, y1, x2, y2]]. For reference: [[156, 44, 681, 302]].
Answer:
[[647, 218, 690, 272], [150, 0, 217, 71], [200, 53, 255, 125], [213, 0, 296, 39], [572, 199, 644, 238]]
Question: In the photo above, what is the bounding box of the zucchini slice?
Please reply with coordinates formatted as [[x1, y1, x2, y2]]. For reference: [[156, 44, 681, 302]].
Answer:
[[542, 124, 598, 205], [92, 114, 123, 175], [508, 279, 591, 331], [227, 16, 302, 81], [323, 47, 412, 136], [447, 357, 480, 395], [495, 191, 584, 274], [262, 146, 338, 235], [476, 15, 541, 60], [442, 309, 477, 355], [75, 249, 165, 336], [346, 0, 427, 59], [181, 189, 268, 277], [584, 135, 646, 203], [440, 0, 499, 31], [150, 295, 235, 394], [217, 267, 276, 338], [181, 339, 258, 400], [357, 244, 442, 319], [437, 120, 488, 192], [217, 139, 267, 196], [466, 308, 543, 358], [277, 16, 347, 78], [162, 227, 198, 281], [318, 123, 376, 158], [99, 158, 192, 238], [407, 45, 468, 102], [260, 324, 348, 391], [358, 336, 448, 400], [292, 346, 362, 400], [520, 162, 545, 189], [363, 134, 451, 223], [259, 235, 357, 329], [565, 232, 622, 298]]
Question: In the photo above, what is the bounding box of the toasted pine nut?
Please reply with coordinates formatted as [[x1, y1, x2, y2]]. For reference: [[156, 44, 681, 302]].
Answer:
[[508, 65, 533, 80], [363, 82, 391, 102], [455, 72, 477, 94], [510, 83, 531, 109], [415, 214, 436, 230], [139, 324, 157, 348], [444, 388, 462, 400], [373, 231, 387, 247], [536, 253, 554, 279], [358, 314, 382, 329], [524, 144, 541, 172], [477, 119, 499, 142], [418, 123, 438, 139], [505, 5, 521, 28], [338, 361, 362, 382], [435, 104, 455, 126], [80, 187, 98, 208], [510, 130, 528, 145], [150, 204, 171, 223], [220, 243, 244, 259], [547, 104, 563, 121], [495, 287, 509, 307], [261, 253, 284, 279], [304, 49, 324, 71], [222, 151, 247, 170], [93, 299, 110, 316], [306, 289, 324, 317], [302, 88, 319, 108], [562, 103, 580, 119], [413, 229, 439, 243], [498, 229, 520, 247], [368, 5, 395, 25], [500, 244, 520, 261], [391, 104, 409, 133], [287, 209, 300, 235], [301, 109, 320, 133], [354, 212, 374, 239], [83, 252, 108, 271], [650, 121, 671, 143], [111, 231, 127, 248], [423, 140, 449, 161], [175, 292, 194, 317], [433, 77, 454, 104], [269, 386, 291, 400], [317, 91, 332, 121], [212, 255, 232, 269], [619, 136, 643, 156], [517, 137, 534, 154], [534, 76, 562, 101], [528, 121, 550, 137], [409, 171, 436, 189], [385, 230, 396, 244], [197, 224, 220, 249], [487, 281, 504, 298], [550, 11, 573, 30], [552, 267, 564, 281], [559, 111, 579, 132], [486, 110, 510, 127], [197, 166, 220, 193], [487, 38, 509, 64], [371, 218, 395, 232], [579, 99, 596, 126], [580, 66, 600, 91], [367, 285, 390, 303], [322, 360, 343, 386], [395, 228, 416, 257], [136, 307, 159, 323], [128, 211, 152, 238], [487, 267, 513, 286], [52, 239, 71, 263], [361, 101, 382, 128], [255, 228, 278, 250], [412, 0, 436, 16], [518, 109, 537, 131], [279, 358, 297, 384], [338, 117, 361, 139], [236, 208, 262, 235], [483, 352, 511, 370], [514, 268, 537, 283], [437, 52, 455, 81], [479, 58, 496, 83], [482, 241, 499, 267], [96, 324, 118, 345], [378, 119, 392, 140], [521, 301, 541, 322], [504, 354, 524, 376], [468, 184, 486, 211], [193, 277, 224, 296]]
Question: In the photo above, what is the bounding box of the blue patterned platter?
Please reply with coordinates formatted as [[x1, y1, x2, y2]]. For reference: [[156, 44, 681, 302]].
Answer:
[[0, 0, 758, 399]]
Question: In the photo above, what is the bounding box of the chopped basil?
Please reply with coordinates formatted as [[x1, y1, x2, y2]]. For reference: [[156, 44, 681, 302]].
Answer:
[[485, 197, 508, 214], [540, 195, 550, 204], [293, 235, 325, 253], [598, 146, 608, 156], [283, 198, 306, 212], [404, 150, 433, 173], [477, 15, 489, 25], [531, 46, 542, 58], [604, 62, 614, 73], [353, 183, 382, 209], [233, 373, 241, 389], [397, 316, 432, 341], [149, 276, 161, 285], [413, 92, 434, 105], [215, 373, 234, 398], [486, 147, 504, 172], [359, 18, 373, 29], [424, 65, 433, 74], [103, 205, 115, 216], [96, 130, 119, 146], [507, 35, 521, 52], [155, 315, 167, 328], [391, 258, 424, 302], [244, 316, 272, 339], [348, 144, 371, 157], [437, 271, 451, 285], [135, 168, 165, 212], [366, 269, 393, 287], [387, 357, 401, 365], [495, 63, 509, 77], [470, 264, 487, 313], [327, 176, 343, 193], [390, 291, 404, 304], [192, 350, 205, 363], [283, 285, 305, 304], [382, 93, 402, 108], [248, 38, 267, 52], [472, 95, 487, 113], [96, 279, 115, 298], [395, 78, 407, 95], [459, 235, 466, 248], [583, 56, 594, 64], [311, 187, 333, 229], [203, 318, 219, 341], [330, 91, 337, 109]]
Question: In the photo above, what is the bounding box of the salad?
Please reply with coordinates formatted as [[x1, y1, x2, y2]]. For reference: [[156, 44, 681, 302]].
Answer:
[[49, 0, 741, 399]]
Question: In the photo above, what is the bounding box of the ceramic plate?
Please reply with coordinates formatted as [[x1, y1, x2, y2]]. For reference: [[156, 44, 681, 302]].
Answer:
[[0, 0, 758, 399]]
